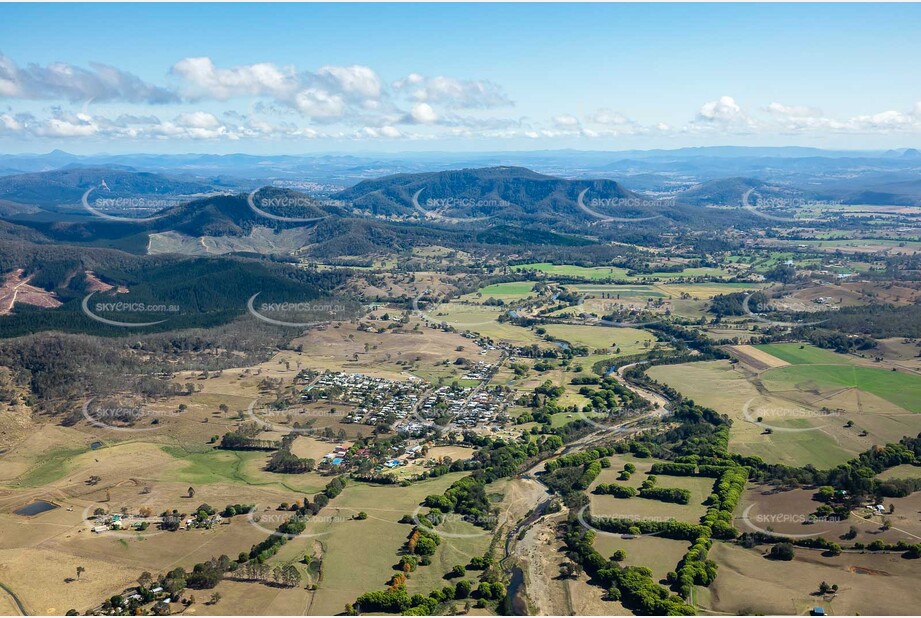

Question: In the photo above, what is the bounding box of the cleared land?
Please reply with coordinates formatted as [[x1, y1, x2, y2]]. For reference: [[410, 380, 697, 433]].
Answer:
[[727, 344, 790, 372], [460, 282, 539, 303], [541, 324, 655, 355], [701, 541, 921, 615], [287, 473, 493, 616], [648, 361, 869, 467], [738, 485, 921, 546], [587, 455, 716, 523]]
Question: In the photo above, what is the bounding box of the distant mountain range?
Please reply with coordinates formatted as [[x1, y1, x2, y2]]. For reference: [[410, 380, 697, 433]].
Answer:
[[1, 160, 919, 263], [334, 166, 640, 220], [3, 146, 921, 188], [0, 167, 225, 214], [675, 177, 805, 207]]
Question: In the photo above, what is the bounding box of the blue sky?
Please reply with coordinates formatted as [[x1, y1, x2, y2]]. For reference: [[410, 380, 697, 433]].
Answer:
[[1, 3, 920, 153]]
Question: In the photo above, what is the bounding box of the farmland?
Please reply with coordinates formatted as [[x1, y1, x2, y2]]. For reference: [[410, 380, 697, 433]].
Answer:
[[5, 130, 921, 618]]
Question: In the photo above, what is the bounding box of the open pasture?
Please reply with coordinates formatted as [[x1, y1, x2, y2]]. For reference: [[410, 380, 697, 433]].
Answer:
[[461, 281, 539, 303], [586, 455, 716, 524], [737, 485, 921, 546], [430, 302, 546, 345], [701, 541, 921, 616], [541, 324, 655, 355], [591, 535, 689, 585], [282, 473, 491, 616], [647, 361, 867, 468]]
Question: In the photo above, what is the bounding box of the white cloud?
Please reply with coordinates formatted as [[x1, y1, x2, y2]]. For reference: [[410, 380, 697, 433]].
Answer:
[[393, 74, 511, 109], [552, 114, 580, 128], [170, 58, 382, 121], [696, 96, 751, 126], [591, 109, 631, 126], [318, 65, 381, 100], [0, 53, 178, 103], [766, 102, 822, 118], [294, 89, 345, 118], [171, 57, 296, 100], [4, 52, 921, 144], [410, 102, 438, 124]]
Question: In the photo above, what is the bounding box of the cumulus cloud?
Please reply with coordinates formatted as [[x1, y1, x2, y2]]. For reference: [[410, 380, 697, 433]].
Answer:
[[0, 53, 178, 104], [552, 114, 580, 129], [591, 109, 632, 126], [293, 89, 345, 118], [695, 95, 753, 128], [4, 51, 921, 144], [409, 102, 438, 124], [171, 57, 297, 100], [392, 74, 511, 109], [319, 65, 382, 100], [766, 102, 823, 118], [170, 57, 382, 121]]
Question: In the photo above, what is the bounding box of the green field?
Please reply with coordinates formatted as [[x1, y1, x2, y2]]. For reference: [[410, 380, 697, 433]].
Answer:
[[877, 464, 921, 481], [514, 262, 732, 281], [513, 263, 631, 280], [15, 446, 89, 488], [542, 324, 655, 354], [646, 361, 863, 468], [757, 343, 921, 413], [429, 303, 546, 345], [588, 456, 717, 522], [761, 364, 921, 413], [284, 473, 491, 616], [160, 445, 328, 493], [464, 281, 538, 301], [571, 284, 667, 298], [755, 343, 854, 365]]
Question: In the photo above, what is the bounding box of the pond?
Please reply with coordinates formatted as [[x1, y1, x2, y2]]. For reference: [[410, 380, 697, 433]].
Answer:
[[15, 500, 59, 516]]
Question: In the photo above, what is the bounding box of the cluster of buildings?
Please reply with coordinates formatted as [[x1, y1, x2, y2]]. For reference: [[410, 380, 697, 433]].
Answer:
[[90, 510, 223, 534], [461, 361, 496, 381], [91, 513, 150, 534], [411, 383, 508, 430], [303, 372, 426, 426]]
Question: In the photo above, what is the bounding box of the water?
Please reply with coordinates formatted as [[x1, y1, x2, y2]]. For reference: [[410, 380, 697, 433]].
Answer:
[[504, 566, 529, 616], [15, 500, 59, 516]]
